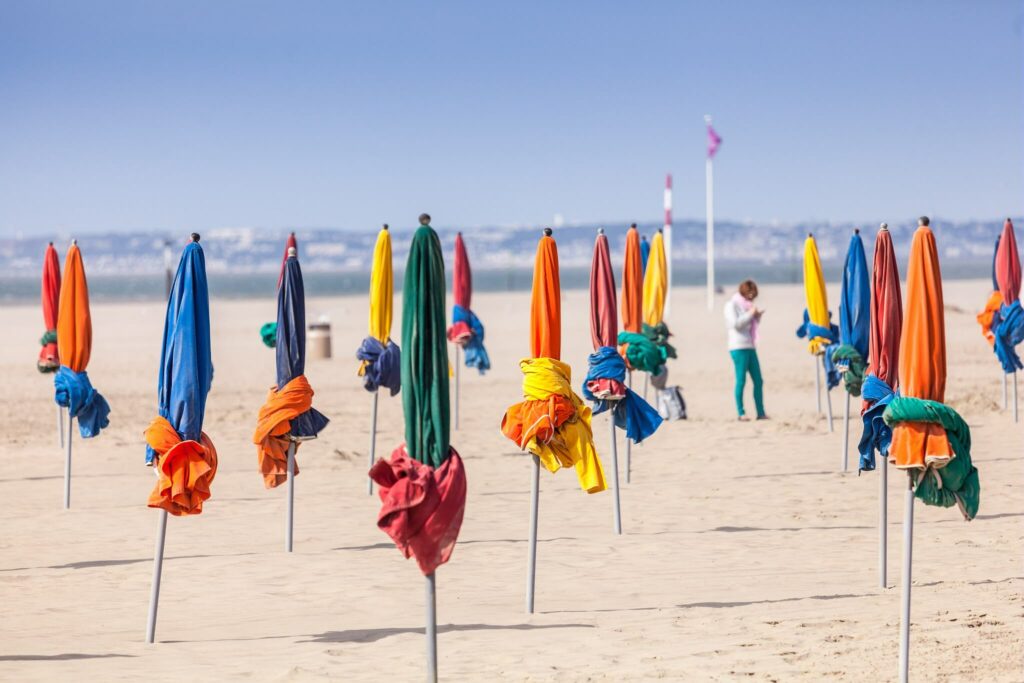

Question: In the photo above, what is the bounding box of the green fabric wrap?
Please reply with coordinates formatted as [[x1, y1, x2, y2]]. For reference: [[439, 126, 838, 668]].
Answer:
[[642, 322, 677, 359], [617, 331, 666, 373], [40, 329, 57, 346], [831, 344, 866, 396], [260, 322, 277, 348], [401, 225, 450, 468], [883, 397, 979, 520]]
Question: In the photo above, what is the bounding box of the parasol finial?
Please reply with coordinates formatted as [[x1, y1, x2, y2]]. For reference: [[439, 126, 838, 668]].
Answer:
[[854, 228, 860, 235], [70, 238, 77, 246], [287, 246, 297, 258], [808, 232, 813, 238], [880, 222, 889, 231], [419, 213, 431, 226], [543, 227, 553, 237], [918, 216, 930, 227], [48, 241, 53, 246], [597, 227, 604, 235], [191, 233, 201, 242], [382, 223, 389, 231], [630, 223, 637, 229]]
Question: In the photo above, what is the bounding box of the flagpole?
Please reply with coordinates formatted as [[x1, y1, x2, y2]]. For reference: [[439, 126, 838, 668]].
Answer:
[[663, 173, 673, 318], [286, 440, 296, 552], [898, 472, 915, 683], [368, 390, 378, 495], [705, 115, 715, 311], [63, 417, 73, 509], [526, 454, 540, 613], [425, 571, 438, 683], [608, 412, 622, 535], [146, 507, 168, 643]]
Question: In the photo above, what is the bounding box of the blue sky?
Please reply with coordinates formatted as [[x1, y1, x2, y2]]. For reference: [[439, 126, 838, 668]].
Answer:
[[1, 1, 1021, 235]]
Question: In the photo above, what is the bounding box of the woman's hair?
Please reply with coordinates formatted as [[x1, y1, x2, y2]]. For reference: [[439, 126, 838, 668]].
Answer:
[[739, 279, 758, 300]]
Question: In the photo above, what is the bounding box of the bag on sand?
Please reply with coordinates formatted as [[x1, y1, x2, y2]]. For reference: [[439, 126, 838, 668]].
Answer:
[[657, 386, 687, 421]]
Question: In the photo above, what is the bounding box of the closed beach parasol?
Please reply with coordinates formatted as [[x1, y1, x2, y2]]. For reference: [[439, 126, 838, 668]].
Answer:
[[253, 245, 329, 551], [261, 232, 298, 348], [55, 241, 110, 508], [502, 228, 605, 613], [144, 234, 218, 643], [583, 229, 662, 532], [857, 223, 902, 588], [639, 230, 675, 401], [796, 234, 838, 430], [976, 236, 1002, 351], [992, 219, 1022, 421], [40, 243, 63, 447], [447, 232, 490, 431], [832, 230, 870, 471], [621, 225, 643, 335], [884, 217, 979, 682], [356, 225, 401, 494], [368, 215, 466, 682], [640, 235, 650, 275]]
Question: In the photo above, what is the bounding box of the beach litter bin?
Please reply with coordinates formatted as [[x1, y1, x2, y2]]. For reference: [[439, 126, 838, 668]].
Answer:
[[308, 319, 332, 359]]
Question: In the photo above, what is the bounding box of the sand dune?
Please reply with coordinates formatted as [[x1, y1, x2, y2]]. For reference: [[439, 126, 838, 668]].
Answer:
[[0, 280, 1020, 682]]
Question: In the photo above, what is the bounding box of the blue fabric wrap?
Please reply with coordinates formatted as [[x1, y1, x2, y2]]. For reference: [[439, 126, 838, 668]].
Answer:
[[857, 375, 896, 472], [452, 304, 491, 374], [582, 347, 662, 443], [147, 241, 213, 464], [640, 238, 650, 274], [796, 310, 840, 389], [277, 255, 329, 439], [357, 336, 402, 396], [994, 300, 1024, 374], [55, 366, 110, 439], [839, 233, 871, 361]]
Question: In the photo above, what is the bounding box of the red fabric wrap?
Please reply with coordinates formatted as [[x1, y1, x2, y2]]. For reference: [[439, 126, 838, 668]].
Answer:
[[369, 444, 467, 576]]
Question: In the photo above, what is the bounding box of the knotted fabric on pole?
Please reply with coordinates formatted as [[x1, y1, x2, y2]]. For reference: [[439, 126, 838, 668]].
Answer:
[[447, 233, 490, 373], [370, 223, 465, 576], [832, 232, 870, 396], [887, 224, 979, 520], [146, 239, 217, 514], [38, 243, 60, 372], [993, 219, 1024, 374], [796, 235, 840, 389], [358, 227, 402, 393], [55, 243, 110, 437], [617, 331, 667, 374], [859, 227, 902, 472], [621, 227, 643, 334]]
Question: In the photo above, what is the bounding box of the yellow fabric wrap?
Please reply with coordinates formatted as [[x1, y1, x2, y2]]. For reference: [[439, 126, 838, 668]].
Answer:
[[642, 232, 667, 327], [802, 235, 832, 355], [505, 357, 606, 493], [360, 228, 393, 377]]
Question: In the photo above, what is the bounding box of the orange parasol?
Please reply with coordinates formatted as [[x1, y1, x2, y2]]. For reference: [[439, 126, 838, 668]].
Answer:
[[621, 225, 643, 335]]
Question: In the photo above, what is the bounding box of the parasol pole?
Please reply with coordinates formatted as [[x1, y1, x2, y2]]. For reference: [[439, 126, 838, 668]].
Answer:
[[146, 506, 168, 643], [63, 416, 73, 509], [163, 238, 173, 298], [815, 356, 822, 414], [1014, 371, 1019, 423], [454, 345, 461, 430], [625, 372, 632, 483], [842, 392, 850, 471], [642, 372, 649, 403], [898, 471, 914, 683], [608, 411, 622, 534], [825, 384, 834, 432], [705, 116, 715, 311], [285, 440, 296, 552], [425, 571, 438, 683], [526, 454, 540, 613], [879, 451, 888, 588], [1002, 371, 1008, 410], [368, 390, 378, 495]]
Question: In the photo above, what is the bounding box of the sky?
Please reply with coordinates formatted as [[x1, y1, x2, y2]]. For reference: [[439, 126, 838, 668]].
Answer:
[[1, 1, 1022, 236]]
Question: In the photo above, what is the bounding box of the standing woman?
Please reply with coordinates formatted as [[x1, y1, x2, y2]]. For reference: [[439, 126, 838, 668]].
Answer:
[[724, 279, 767, 420]]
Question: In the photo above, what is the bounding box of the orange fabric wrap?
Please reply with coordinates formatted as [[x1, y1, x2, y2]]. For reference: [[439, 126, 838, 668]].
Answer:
[[530, 235, 561, 359], [621, 228, 643, 334], [57, 244, 92, 372], [890, 226, 952, 469], [253, 375, 313, 488], [146, 416, 217, 516], [976, 290, 1003, 347], [500, 395, 577, 450]]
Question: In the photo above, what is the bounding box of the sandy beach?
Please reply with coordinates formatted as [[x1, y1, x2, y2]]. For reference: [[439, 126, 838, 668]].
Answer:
[[1, 279, 1020, 682]]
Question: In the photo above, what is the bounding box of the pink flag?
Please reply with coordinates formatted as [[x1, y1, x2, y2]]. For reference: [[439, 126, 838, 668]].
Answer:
[[707, 123, 722, 159]]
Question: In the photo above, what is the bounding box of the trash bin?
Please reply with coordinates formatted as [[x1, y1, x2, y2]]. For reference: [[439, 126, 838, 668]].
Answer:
[[308, 321, 332, 359]]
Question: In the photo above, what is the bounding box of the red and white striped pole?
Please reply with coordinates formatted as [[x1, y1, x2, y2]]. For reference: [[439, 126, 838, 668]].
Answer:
[[663, 173, 673, 317]]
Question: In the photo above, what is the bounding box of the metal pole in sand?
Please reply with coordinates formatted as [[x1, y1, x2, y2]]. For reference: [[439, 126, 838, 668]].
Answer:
[[825, 385, 834, 433], [898, 472, 915, 683], [368, 390, 378, 495], [815, 356, 822, 414], [1014, 371, 1019, 424], [625, 372, 632, 483], [57, 405, 64, 449], [63, 417, 73, 509], [879, 452, 888, 588], [425, 572, 438, 683], [842, 392, 850, 471], [454, 346, 461, 430], [145, 507, 168, 643], [286, 440, 296, 552], [609, 411, 622, 534], [526, 454, 540, 613]]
